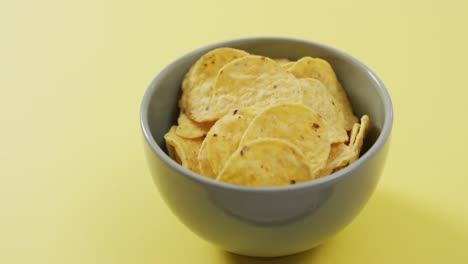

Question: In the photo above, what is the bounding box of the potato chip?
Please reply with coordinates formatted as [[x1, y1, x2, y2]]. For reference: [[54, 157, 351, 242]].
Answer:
[[352, 115, 370, 156], [198, 107, 260, 178], [175, 112, 215, 139], [195, 55, 303, 122], [165, 133, 181, 164], [217, 138, 312, 186], [181, 48, 249, 121], [328, 143, 350, 163], [198, 143, 216, 179], [164, 125, 203, 173], [319, 115, 370, 176], [274, 58, 292, 65], [318, 143, 355, 177], [348, 122, 360, 146], [164, 47, 373, 185], [300, 78, 348, 143], [289, 57, 357, 130], [281, 61, 295, 71], [240, 104, 330, 175]]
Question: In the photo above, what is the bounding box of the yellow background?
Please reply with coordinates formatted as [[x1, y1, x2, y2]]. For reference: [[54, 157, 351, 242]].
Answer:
[[1, 0, 468, 263]]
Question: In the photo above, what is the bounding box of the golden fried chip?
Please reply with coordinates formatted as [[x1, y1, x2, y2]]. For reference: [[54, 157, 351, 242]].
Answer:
[[195, 55, 303, 122], [198, 142, 216, 179], [300, 78, 348, 143], [240, 104, 330, 175], [318, 143, 354, 177], [164, 125, 203, 173], [319, 115, 371, 177], [281, 61, 295, 71], [165, 47, 372, 185], [348, 122, 360, 146], [274, 58, 292, 65], [328, 143, 350, 163], [181, 48, 249, 120], [352, 115, 370, 155], [175, 112, 214, 139], [217, 138, 312, 186], [289, 57, 357, 130], [198, 108, 260, 178], [165, 132, 181, 164]]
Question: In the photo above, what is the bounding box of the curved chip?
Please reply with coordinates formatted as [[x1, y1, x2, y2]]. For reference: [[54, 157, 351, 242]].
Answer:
[[164, 125, 203, 174], [165, 47, 371, 185], [348, 122, 361, 146], [319, 115, 371, 177], [289, 57, 357, 130], [217, 138, 312, 187], [198, 143, 216, 179], [175, 112, 215, 139], [318, 143, 355, 177], [181, 48, 249, 121], [165, 133, 182, 164], [281, 61, 295, 71], [196, 55, 303, 122], [274, 58, 292, 66], [300, 78, 348, 143], [240, 104, 330, 175], [352, 115, 370, 156], [198, 107, 260, 178]]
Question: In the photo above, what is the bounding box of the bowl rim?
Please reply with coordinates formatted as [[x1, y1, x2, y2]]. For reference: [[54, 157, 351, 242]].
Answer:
[[140, 36, 393, 193]]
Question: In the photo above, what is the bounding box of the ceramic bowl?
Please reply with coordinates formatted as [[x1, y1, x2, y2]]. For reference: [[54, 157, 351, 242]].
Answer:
[[140, 37, 393, 257]]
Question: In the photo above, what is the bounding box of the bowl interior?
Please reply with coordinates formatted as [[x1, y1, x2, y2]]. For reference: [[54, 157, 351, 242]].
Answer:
[[143, 38, 390, 162]]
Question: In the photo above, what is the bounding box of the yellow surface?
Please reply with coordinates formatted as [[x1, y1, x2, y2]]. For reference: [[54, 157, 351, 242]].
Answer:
[[1, 0, 468, 263]]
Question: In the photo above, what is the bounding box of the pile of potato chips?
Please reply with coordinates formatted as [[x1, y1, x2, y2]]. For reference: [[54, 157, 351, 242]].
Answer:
[[164, 48, 370, 187]]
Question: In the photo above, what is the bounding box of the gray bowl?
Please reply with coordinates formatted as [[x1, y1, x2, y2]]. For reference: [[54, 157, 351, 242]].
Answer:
[[140, 37, 393, 257]]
